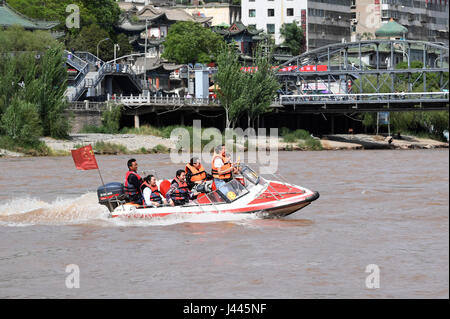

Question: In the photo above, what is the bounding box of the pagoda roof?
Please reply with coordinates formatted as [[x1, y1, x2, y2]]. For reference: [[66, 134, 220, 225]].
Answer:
[[136, 5, 212, 24], [215, 21, 263, 37], [116, 15, 147, 32], [0, 2, 59, 30], [375, 18, 408, 37]]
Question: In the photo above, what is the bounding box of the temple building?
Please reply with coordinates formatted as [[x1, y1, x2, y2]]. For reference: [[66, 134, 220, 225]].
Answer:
[[0, 1, 60, 34], [116, 3, 212, 57], [213, 21, 264, 60]]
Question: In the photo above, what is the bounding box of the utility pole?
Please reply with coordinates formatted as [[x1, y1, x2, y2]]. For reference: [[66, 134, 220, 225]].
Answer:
[[114, 43, 120, 68], [144, 19, 148, 89]]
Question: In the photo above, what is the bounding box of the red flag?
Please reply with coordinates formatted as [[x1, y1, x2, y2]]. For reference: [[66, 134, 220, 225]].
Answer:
[[71, 145, 99, 170]]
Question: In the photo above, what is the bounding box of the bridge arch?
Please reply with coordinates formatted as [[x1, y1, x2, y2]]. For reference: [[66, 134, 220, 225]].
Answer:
[[276, 40, 449, 96]]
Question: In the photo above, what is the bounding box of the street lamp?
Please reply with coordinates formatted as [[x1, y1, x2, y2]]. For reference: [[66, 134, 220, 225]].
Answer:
[[97, 37, 110, 61], [114, 43, 120, 66]]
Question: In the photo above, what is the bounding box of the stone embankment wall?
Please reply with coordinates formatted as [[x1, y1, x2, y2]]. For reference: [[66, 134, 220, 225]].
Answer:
[[67, 111, 102, 133]]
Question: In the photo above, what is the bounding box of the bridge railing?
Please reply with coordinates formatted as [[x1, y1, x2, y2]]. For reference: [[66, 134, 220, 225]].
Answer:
[[67, 101, 109, 112], [280, 92, 449, 104], [109, 94, 221, 106], [74, 51, 104, 67]]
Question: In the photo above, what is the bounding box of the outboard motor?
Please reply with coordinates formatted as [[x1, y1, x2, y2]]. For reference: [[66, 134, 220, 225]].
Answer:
[[97, 182, 127, 212]]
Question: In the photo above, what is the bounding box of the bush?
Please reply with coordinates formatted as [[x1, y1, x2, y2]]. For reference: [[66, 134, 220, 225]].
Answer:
[[101, 105, 122, 134], [0, 135, 51, 156], [151, 144, 170, 153], [280, 128, 314, 143], [93, 141, 129, 154], [0, 98, 42, 145], [121, 125, 163, 136], [301, 138, 323, 151]]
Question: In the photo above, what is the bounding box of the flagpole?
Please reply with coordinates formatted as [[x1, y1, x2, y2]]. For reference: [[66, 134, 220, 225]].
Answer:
[[97, 168, 106, 187]]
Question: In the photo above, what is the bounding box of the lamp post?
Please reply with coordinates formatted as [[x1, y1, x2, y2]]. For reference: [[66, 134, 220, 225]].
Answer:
[[114, 43, 120, 67], [144, 19, 149, 88], [96, 37, 110, 61]]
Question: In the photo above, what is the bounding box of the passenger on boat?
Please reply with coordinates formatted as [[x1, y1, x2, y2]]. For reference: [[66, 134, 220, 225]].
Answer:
[[124, 158, 144, 204], [166, 170, 199, 206], [141, 175, 169, 207], [211, 145, 236, 189], [185, 157, 213, 192]]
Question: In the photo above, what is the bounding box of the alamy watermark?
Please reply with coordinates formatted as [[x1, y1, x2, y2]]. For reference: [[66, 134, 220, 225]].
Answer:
[[66, 4, 80, 29], [365, 264, 380, 289], [65, 264, 80, 289], [168, 120, 279, 174]]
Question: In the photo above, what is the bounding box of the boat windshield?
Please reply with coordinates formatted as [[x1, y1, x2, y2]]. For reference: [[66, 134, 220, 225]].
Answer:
[[241, 165, 261, 185], [193, 179, 249, 205], [216, 179, 249, 202]]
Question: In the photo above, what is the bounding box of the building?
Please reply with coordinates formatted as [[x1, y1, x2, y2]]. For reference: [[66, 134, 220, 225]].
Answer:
[[116, 4, 212, 57], [213, 21, 264, 59], [351, 0, 449, 45], [177, 1, 241, 26], [241, 0, 352, 51]]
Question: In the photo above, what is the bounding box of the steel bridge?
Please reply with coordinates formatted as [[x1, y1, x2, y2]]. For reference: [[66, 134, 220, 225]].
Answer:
[[67, 40, 448, 115], [275, 40, 449, 112]]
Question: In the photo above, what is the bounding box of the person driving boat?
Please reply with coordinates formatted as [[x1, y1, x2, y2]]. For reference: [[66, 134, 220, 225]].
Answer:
[[211, 145, 239, 189]]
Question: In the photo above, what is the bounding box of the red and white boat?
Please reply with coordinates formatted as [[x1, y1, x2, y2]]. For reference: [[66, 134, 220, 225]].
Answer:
[[97, 166, 319, 219]]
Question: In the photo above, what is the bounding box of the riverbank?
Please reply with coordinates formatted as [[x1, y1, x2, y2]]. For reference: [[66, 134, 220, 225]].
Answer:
[[0, 133, 447, 158]]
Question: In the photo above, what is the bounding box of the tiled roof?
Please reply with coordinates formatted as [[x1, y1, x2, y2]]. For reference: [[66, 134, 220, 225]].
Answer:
[[0, 2, 59, 30], [375, 19, 408, 37], [136, 5, 212, 23]]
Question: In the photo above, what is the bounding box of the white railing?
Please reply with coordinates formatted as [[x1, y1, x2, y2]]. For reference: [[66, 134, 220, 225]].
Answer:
[[108, 94, 221, 106], [67, 101, 109, 112], [280, 92, 449, 104]]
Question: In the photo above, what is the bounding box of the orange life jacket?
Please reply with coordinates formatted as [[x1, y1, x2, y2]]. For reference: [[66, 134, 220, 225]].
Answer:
[[211, 155, 232, 180], [170, 178, 190, 204], [185, 163, 207, 182], [141, 181, 163, 204]]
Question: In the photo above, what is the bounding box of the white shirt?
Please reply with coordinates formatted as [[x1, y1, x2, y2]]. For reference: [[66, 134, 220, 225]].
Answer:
[[143, 187, 162, 206], [214, 157, 224, 170]]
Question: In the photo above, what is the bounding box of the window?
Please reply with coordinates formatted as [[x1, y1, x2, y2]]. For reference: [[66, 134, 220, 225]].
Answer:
[[267, 24, 275, 34], [268, 8, 275, 17], [287, 8, 294, 16], [249, 9, 256, 17]]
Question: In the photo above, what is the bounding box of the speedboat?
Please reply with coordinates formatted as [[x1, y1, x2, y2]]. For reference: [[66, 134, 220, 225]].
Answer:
[[97, 166, 319, 219]]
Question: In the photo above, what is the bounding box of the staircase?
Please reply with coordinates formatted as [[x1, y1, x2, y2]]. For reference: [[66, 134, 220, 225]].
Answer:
[[65, 51, 142, 102]]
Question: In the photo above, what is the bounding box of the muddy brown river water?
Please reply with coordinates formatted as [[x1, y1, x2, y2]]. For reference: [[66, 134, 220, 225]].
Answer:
[[0, 150, 448, 298]]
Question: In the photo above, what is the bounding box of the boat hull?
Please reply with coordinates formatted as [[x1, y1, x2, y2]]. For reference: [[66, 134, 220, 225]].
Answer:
[[110, 189, 320, 220]]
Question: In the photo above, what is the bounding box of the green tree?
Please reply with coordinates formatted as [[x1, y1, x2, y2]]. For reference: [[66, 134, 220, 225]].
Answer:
[[0, 97, 42, 145], [242, 44, 280, 128], [23, 46, 70, 138], [101, 105, 122, 134], [116, 33, 133, 57], [67, 24, 113, 61], [0, 28, 70, 139], [7, 0, 121, 43], [279, 22, 305, 56], [214, 44, 247, 128], [162, 21, 225, 64], [0, 25, 59, 53]]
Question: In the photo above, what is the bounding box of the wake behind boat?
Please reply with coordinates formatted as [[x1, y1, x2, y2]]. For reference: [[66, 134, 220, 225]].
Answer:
[[97, 166, 319, 219]]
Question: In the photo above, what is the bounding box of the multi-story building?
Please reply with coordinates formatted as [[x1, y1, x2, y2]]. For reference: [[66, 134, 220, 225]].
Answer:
[[351, 0, 449, 44], [177, 2, 241, 27], [241, 0, 352, 50]]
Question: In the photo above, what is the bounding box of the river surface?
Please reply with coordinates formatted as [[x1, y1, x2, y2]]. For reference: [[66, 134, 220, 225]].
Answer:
[[0, 150, 448, 298]]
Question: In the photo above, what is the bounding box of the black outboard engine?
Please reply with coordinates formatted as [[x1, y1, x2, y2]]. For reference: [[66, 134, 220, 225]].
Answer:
[[97, 182, 127, 212]]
